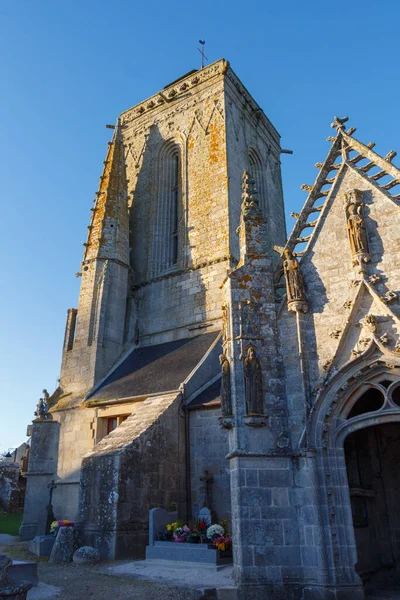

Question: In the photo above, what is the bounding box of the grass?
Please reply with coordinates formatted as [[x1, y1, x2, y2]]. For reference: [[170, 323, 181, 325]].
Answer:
[[0, 542, 46, 562], [0, 512, 23, 535]]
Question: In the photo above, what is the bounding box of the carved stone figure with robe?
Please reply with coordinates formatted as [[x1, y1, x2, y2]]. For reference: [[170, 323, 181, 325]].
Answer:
[[243, 346, 264, 415], [346, 202, 369, 256], [283, 249, 306, 302], [219, 354, 232, 417]]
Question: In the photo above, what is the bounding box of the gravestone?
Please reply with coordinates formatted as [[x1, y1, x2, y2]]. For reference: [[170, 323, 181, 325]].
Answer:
[[148, 508, 177, 546], [19, 419, 60, 541], [73, 546, 100, 565], [198, 507, 212, 526], [49, 527, 74, 564], [28, 535, 55, 558]]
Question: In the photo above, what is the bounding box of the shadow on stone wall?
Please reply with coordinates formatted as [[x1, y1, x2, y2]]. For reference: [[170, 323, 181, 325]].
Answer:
[[78, 394, 186, 560]]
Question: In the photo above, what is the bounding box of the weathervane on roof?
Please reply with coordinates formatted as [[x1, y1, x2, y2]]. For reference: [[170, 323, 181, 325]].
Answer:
[[331, 116, 349, 132], [198, 40, 208, 69]]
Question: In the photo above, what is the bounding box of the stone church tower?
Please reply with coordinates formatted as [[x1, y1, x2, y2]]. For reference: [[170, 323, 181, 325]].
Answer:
[[21, 60, 400, 600]]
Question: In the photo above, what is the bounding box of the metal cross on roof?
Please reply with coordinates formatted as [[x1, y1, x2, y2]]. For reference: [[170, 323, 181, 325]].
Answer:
[[198, 40, 208, 69]]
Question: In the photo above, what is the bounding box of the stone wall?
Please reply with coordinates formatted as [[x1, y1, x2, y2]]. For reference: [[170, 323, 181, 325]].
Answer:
[[0, 463, 20, 512], [79, 393, 186, 559], [51, 401, 143, 521], [230, 454, 329, 599], [135, 262, 227, 347], [189, 406, 231, 522], [224, 73, 285, 264], [123, 61, 229, 349], [50, 405, 96, 521]]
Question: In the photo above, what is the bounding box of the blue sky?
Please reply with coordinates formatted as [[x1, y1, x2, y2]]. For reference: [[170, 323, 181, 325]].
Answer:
[[1, 0, 399, 450]]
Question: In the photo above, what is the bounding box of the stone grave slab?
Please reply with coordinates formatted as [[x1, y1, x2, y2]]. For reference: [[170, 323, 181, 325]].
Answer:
[[145, 541, 231, 566], [7, 562, 38, 587], [28, 536, 55, 558]]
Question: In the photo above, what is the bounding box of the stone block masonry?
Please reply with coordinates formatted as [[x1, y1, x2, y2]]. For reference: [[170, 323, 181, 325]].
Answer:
[[189, 406, 231, 521]]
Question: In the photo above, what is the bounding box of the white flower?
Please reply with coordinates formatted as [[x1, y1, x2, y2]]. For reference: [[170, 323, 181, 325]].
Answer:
[[207, 524, 224, 539]]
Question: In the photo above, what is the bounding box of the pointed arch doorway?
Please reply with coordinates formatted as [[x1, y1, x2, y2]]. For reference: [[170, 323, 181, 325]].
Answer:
[[344, 381, 400, 590]]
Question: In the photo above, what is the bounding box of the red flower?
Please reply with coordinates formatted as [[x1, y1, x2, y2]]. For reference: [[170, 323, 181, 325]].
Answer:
[[198, 519, 207, 531]]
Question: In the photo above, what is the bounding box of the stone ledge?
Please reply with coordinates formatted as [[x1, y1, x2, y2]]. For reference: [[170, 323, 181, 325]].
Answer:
[[146, 541, 232, 566]]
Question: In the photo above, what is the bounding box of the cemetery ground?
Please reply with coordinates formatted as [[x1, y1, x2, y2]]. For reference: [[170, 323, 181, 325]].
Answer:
[[0, 536, 207, 599], [0, 512, 23, 535]]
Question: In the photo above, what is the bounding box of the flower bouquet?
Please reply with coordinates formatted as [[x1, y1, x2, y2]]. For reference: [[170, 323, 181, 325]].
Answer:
[[197, 518, 208, 543], [50, 520, 75, 536], [173, 525, 191, 542], [213, 536, 232, 552], [206, 524, 224, 540]]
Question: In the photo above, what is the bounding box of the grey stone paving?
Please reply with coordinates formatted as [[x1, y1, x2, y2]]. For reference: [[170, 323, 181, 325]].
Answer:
[[107, 560, 233, 588], [0, 534, 17, 546], [27, 582, 61, 599]]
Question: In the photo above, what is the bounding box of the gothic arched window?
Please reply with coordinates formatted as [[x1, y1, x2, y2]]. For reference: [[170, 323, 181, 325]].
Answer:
[[249, 148, 266, 215], [152, 141, 181, 276]]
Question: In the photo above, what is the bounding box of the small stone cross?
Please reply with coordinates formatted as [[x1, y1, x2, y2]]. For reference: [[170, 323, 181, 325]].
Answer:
[[200, 469, 214, 509], [48, 480, 56, 505]]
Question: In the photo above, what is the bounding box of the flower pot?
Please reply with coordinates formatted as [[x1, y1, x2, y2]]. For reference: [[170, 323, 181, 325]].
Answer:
[[173, 535, 186, 543]]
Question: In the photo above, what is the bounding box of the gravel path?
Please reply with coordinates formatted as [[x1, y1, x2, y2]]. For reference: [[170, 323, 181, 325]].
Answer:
[[108, 560, 233, 588], [0, 540, 205, 600], [35, 562, 203, 599]]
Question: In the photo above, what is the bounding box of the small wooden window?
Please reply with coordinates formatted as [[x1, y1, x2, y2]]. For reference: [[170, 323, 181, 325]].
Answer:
[[107, 417, 118, 434]]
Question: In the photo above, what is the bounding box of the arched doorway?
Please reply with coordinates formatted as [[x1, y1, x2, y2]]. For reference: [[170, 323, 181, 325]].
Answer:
[[344, 381, 400, 591]]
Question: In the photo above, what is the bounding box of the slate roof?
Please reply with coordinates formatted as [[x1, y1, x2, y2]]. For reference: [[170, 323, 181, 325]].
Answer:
[[88, 331, 220, 401], [187, 377, 221, 409]]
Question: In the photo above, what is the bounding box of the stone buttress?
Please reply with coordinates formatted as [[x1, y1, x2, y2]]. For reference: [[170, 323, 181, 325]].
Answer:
[[60, 120, 130, 396]]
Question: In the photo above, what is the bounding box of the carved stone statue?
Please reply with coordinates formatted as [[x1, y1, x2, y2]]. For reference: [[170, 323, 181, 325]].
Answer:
[[35, 397, 48, 420], [42, 389, 50, 404], [283, 249, 308, 313], [219, 354, 232, 417], [344, 190, 370, 270], [243, 346, 263, 415], [346, 203, 369, 255]]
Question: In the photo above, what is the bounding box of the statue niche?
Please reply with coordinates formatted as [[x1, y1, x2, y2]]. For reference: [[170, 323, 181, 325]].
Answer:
[[243, 346, 264, 415], [344, 189, 370, 271], [219, 354, 232, 417], [283, 249, 308, 313]]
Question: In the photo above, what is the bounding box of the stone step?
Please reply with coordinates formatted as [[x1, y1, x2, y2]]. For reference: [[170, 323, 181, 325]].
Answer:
[[201, 588, 238, 600], [136, 559, 231, 572], [146, 542, 232, 566], [8, 560, 38, 586]]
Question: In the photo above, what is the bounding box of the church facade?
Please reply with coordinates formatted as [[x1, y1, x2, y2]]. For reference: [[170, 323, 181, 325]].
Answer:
[[21, 59, 400, 599]]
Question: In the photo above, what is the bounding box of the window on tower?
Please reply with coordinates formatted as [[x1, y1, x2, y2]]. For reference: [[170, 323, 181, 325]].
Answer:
[[249, 148, 266, 215], [152, 141, 182, 277]]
